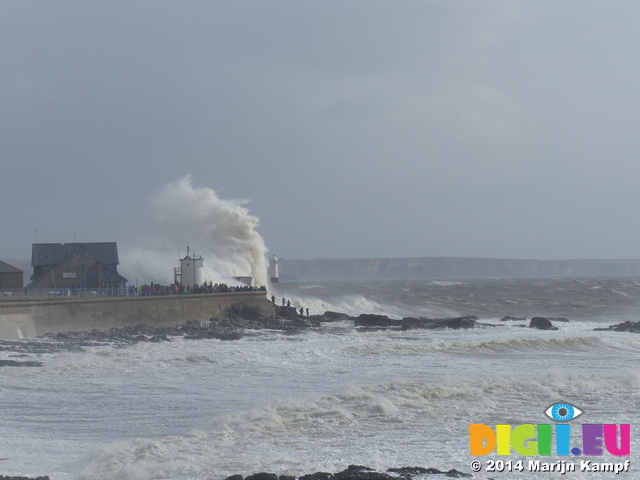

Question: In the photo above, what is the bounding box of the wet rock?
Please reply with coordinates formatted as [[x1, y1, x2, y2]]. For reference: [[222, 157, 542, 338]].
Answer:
[[598, 320, 640, 333], [148, 334, 170, 342], [229, 303, 264, 321], [0, 476, 51, 480], [402, 316, 477, 330], [616, 321, 640, 332], [500, 316, 526, 321], [299, 473, 334, 480], [274, 306, 300, 319], [387, 467, 472, 477], [228, 466, 474, 480], [549, 317, 570, 322], [321, 311, 351, 321], [354, 314, 400, 327], [435, 316, 477, 329], [0, 359, 44, 367], [334, 465, 393, 480], [246, 473, 279, 480], [529, 317, 558, 330]]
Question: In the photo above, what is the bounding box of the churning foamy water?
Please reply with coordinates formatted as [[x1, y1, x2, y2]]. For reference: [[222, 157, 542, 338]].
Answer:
[[1, 278, 640, 479]]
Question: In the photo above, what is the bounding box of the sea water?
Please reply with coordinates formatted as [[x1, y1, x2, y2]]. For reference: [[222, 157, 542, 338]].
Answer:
[[1, 277, 639, 479]]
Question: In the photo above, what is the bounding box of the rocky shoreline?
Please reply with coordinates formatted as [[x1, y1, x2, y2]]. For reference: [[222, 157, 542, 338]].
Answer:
[[0, 465, 476, 480], [3, 302, 637, 366], [0, 476, 51, 480], [2, 303, 624, 366], [225, 465, 474, 480], [594, 320, 640, 333]]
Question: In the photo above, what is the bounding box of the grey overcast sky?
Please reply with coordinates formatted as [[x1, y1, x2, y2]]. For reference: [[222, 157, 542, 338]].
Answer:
[[2, 1, 640, 267]]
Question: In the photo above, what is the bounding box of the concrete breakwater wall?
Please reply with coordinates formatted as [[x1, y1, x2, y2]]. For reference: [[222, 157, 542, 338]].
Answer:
[[0, 292, 276, 341]]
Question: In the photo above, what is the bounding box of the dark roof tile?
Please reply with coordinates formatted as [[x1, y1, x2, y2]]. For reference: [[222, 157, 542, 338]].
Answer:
[[32, 243, 120, 266]]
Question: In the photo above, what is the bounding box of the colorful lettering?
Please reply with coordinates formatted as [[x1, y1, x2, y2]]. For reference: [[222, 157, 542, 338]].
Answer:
[[469, 423, 631, 457]]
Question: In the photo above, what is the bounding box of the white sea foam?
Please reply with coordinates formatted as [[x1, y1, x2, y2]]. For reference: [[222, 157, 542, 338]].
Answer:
[[278, 292, 459, 319], [339, 335, 618, 357], [279, 293, 407, 318], [73, 372, 640, 480], [430, 281, 467, 286], [120, 175, 268, 286]]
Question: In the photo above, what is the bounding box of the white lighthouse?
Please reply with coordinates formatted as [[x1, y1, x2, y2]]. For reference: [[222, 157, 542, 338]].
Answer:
[[270, 255, 279, 283], [175, 244, 205, 288]]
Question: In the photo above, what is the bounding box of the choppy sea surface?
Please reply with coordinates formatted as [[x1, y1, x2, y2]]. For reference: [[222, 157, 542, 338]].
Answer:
[[1, 277, 640, 479]]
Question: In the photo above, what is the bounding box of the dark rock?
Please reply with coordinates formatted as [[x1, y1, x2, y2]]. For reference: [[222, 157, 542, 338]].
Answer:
[[387, 467, 471, 477], [603, 320, 640, 333], [549, 317, 570, 323], [0, 359, 44, 367], [233, 466, 475, 480], [614, 322, 631, 332], [388, 467, 442, 475], [134, 324, 156, 335], [334, 465, 392, 480], [228, 304, 264, 321], [321, 311, 350, 320], [299, 473, 334, 480], [436, 316, 477, 329], [500, 316, 526, 321], [0, 476, 51, 480], [444, 469, 472, 478], [246, 474, 279, 480], [529, 317, 558, 330], [0, 360, 24, 367], [354, 314, 400, 327], [402, 316, 477, 330], [148, 334, 170, 342], [214, 331, 244, 341], [290, 318, 317, 328], [275, 306, 300, 319]]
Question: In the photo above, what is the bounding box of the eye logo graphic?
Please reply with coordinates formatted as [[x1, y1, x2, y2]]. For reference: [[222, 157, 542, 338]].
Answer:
[[544, 402, 583, 422]]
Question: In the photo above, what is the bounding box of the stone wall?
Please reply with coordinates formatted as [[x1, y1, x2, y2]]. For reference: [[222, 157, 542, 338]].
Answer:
[[0, 292, 275, 340]]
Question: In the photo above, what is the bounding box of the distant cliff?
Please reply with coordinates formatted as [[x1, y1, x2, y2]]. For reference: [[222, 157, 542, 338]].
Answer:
[[277, 257, 640, 281]]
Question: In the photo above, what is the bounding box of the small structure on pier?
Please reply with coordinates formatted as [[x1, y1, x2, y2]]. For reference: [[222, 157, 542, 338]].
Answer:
[[174, 245, 204, 288]]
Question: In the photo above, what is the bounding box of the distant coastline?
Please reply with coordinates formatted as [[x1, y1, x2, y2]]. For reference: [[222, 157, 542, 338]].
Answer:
[[277, 257, 640, 281]]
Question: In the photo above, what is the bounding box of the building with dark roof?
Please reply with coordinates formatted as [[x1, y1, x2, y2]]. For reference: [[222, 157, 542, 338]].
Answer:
[[0, 261, 24, 289], [29, 242, 126, 289]]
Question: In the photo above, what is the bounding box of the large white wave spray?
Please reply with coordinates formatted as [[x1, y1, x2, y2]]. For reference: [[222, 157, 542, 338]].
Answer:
[[121, 175, 268, 286]]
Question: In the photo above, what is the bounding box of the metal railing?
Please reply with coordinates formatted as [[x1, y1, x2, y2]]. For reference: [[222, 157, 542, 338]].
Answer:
[[0, 287, 266, 300], [0, 288, 131, 299]]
